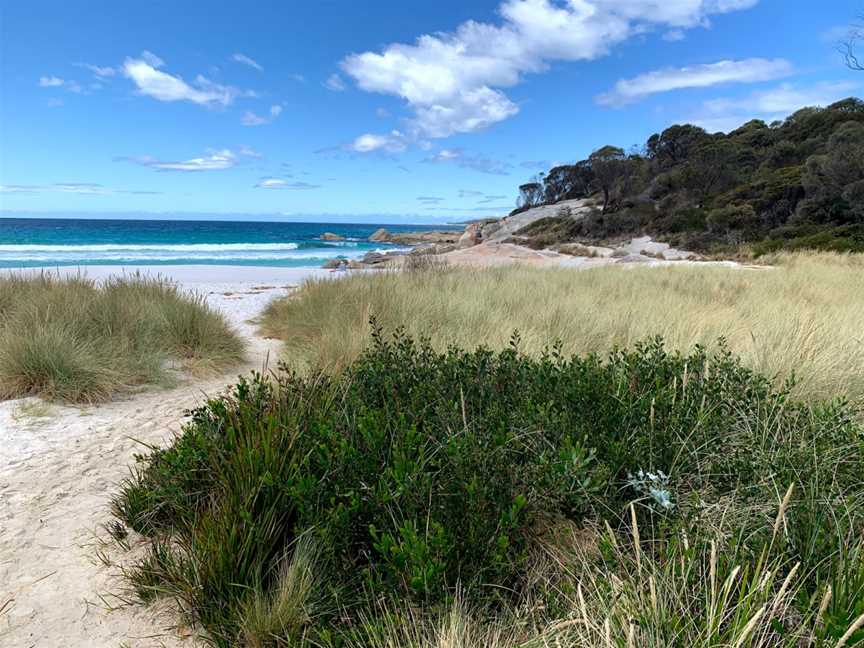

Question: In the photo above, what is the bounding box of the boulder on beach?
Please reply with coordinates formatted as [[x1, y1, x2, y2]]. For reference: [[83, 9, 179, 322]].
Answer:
[[457, 223, 482, 249], [369, 228, 464, 245], [369, 228, 391, 242], [321, 232, 346, 241], [322, 258, 348, 269], [615, 253, 651, 264], [361, 251, 395, 265]]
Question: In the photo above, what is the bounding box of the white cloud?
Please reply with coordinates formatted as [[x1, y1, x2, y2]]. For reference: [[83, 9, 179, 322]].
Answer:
[[324, 73, 347, 91], [477, 194, 510, 204], [691, 81, 860, 132], [255, 179, 321, 190], [123, 149, 238, 171], [424, 148, 510, 175], [341, 0, 759, 139], [39, 76, 65, 87], [0, 184, 41, 193], [1, 183, 160, 196], [55, 183, 110, 195], [241, 104, 283, 126], [76, 63, 117, 78], [662, 29, 686, 41], [123, 52, 248, 107], [242, 110, 269, 126], [153, 150, 237, 171], [232, 53, 263, 71], [238, 145, 262, 158], [350, 131, 409, 153], [38, 76, 84, 93], [429, 149, 461, 162], [141, 50, 165, 68], [597, 58, 792, 106]]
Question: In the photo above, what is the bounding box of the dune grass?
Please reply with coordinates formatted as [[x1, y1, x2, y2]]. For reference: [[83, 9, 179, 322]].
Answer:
[[260, 252, 864, 403], [0, 272, 244, 402]]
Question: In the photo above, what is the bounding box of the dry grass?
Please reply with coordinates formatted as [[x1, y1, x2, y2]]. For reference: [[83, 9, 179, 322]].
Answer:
[[0, 271, 245, 402], [261, 252, 864, 403]]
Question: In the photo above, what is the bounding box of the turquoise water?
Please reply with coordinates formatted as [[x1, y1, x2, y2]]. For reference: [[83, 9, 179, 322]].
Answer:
[[0, 218, 439, 268]]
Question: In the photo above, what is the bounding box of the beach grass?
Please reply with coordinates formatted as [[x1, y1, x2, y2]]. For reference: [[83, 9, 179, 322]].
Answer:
[[260, 251, 864, 403], [0, 271, 245, 402]]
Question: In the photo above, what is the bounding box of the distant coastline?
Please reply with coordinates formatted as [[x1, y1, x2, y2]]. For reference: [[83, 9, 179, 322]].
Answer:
[[0, 217, 445, 268]]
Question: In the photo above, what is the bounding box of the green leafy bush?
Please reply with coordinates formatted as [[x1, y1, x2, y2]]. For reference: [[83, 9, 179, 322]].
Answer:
[[752, 223, 864, 255], [113, 327, 864, 645]]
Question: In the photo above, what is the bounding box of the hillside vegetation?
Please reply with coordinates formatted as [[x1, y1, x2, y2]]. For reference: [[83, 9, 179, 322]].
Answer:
[[512, 98, 864, 255], [0, 272, 244, 402]]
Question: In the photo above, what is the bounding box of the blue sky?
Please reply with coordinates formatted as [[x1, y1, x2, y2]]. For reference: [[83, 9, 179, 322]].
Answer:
[[0, 0, 860, 223]]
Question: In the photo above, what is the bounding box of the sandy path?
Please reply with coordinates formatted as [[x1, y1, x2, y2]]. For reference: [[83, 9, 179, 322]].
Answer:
[[0, 268, 320, 647]]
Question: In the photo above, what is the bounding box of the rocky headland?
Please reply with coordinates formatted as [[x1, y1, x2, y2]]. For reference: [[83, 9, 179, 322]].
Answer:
[[325, 199, 710, 271]]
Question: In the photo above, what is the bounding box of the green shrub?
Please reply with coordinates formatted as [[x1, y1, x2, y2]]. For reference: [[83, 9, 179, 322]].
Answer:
[[512, 215, 583, 249], [753, 224, 864, 256], [113, 328, 864, 645], [654, 205, 708, 234], [705, 203, 759, 233]]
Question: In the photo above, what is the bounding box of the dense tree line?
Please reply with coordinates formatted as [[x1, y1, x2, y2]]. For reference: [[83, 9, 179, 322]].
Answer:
[[514, 97, 864, 253]]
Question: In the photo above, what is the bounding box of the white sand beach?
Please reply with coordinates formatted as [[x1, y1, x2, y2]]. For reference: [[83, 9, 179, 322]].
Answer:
[[0, 265, 326, 647]]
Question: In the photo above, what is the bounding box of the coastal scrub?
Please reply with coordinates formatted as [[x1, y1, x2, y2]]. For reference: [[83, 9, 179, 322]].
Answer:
[[113, 330, 864, 645]]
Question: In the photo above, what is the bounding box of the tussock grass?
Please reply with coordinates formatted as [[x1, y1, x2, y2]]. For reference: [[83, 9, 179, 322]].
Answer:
[[240, 536, 320, 647], [0, 272, 244, 402], [261, 252, 864, 402]]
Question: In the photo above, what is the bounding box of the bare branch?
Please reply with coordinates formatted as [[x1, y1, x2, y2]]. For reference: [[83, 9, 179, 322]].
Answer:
[[844, 17, 864, 71]]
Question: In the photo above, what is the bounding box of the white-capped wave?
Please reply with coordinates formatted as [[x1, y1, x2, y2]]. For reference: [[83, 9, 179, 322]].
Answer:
[[0, 243, 299, 252]]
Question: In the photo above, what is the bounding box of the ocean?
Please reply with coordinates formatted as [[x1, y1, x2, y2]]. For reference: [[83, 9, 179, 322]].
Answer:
[[0, 218, 442, 268]]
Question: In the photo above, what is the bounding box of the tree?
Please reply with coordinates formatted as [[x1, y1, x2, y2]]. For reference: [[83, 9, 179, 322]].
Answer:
[[844, 18, 864, 70], [542, 161, 594, 203], [517, 182, 544, 210], [588, 145, 627, 213], [797, 121, 864, 223], [646, 124, 709, 168], [681, 139, 741, 206]]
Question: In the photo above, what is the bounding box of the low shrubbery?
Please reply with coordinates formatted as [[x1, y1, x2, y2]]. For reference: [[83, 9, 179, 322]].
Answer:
[[113, 329, 864, 646], [0, 272, 244, 401]]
